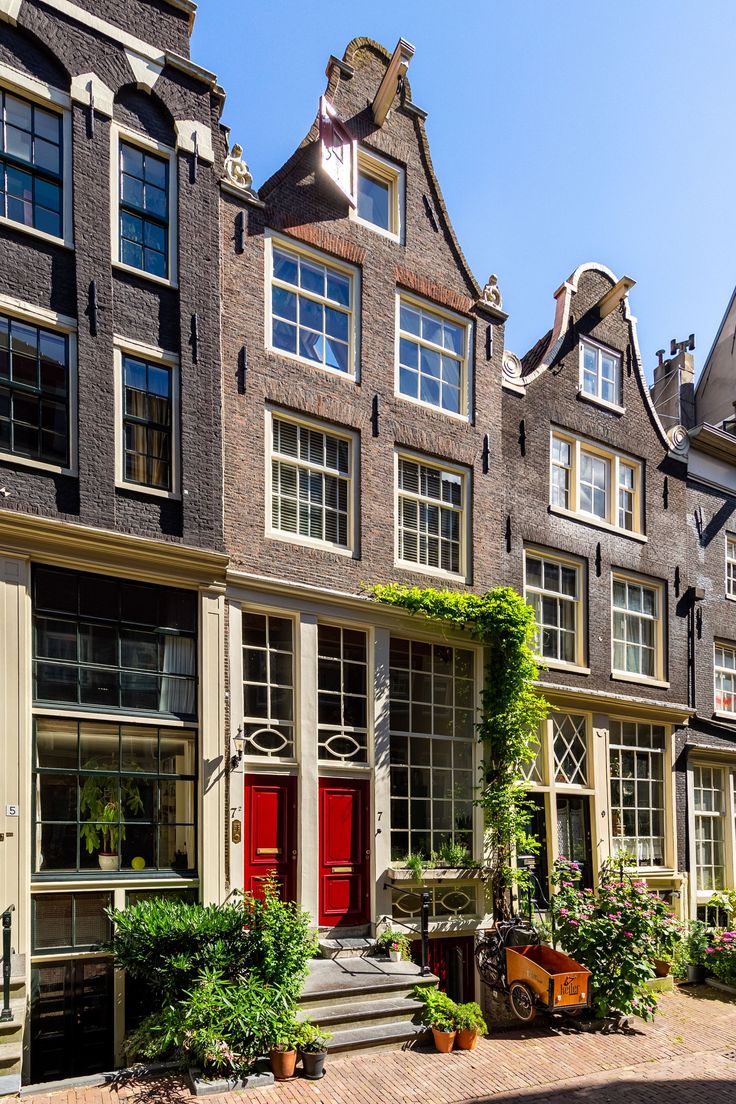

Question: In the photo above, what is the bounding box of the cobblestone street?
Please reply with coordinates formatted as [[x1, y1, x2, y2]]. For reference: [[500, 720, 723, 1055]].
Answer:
[[21, 987, 736, 1104]]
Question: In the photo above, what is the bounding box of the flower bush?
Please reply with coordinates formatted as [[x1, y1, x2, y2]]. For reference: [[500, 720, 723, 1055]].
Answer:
[[550, 858, 682, 1021], [706, 930, 736, 986]]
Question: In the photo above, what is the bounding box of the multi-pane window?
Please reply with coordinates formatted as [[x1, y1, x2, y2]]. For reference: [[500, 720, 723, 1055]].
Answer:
[[580, 339, 621, 406], [33, 893, 112, 953], [317, 625, 368, 763], [122, 354, 172, 490], [693, 766, 725, 892], [356, 150, 401, 237], [119, 141, 169, 279], [550, 431, 642, 534], [33, 717, 195, 874], [242, 612, 294, 758], [1, 89, 62, 237], [553, 714, 588, 786], [270, 242, 353, 375], [0, 312, 68, 465], [398, 297, 467, 416], [389, 638, 476, 860], [714, 643, 736, 714], [270, 414, 353, 549], [33, 567, 197, 718], [609, 720, 665, 867], [524, 553, 581, 665], [727, 535, 736, 598], [612, 577, 661, 679], [397, 455, 466, 576]]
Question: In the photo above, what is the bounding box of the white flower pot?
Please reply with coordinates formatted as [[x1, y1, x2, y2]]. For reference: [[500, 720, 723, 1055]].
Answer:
[[389, 949, 402, 962], [98, 853, 119, 871]]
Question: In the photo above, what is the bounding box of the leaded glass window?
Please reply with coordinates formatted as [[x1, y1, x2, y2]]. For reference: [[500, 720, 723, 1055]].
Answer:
[[552, 714, 588, 786]]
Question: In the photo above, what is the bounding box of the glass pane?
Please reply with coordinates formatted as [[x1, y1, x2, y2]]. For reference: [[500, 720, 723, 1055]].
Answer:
[[35, 718, 78, 769]]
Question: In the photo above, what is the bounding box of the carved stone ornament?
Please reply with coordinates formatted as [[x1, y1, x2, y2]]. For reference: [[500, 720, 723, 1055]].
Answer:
[[224, 143, 255, 193], [502, 351, 523, 381], [478, 274, 503, 310], [667, 424, 689, 455]]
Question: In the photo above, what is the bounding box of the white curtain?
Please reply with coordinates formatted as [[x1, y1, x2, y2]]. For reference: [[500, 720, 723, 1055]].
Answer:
[[159, 637, 195, 715]]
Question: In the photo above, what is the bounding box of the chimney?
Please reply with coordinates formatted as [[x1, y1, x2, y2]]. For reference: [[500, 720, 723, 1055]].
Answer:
[[650, 335, 695, 429]]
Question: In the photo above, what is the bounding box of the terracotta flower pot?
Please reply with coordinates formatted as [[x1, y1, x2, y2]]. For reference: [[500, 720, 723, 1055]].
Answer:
[[654, 958, 671, 977], [269, 1048, 297, 1080], [456, 1028, 479, 1050], [431, 1027, 456, 1053]]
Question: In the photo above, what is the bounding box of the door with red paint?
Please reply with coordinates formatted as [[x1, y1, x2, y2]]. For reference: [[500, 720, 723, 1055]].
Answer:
[[319, 778, 370, 927], [244, 774, 297, 901]]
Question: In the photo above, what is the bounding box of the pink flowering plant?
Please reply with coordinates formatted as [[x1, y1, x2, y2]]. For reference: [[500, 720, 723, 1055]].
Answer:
[[705, 930, 736, 986], [550, 858, 682, 1021]]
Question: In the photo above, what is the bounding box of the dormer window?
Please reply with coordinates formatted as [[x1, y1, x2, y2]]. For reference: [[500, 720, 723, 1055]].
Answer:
[[355, 149, 403, 241], [580, 338, 622, 409]]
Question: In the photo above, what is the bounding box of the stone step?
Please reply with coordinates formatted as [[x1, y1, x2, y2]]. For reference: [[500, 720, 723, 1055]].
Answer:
[[0, 1001, 25, 1043], [301, 973, 436, 1013], [300, 994, 425, 1032], [0, 1038, 22, 1074], [317, 936, 376, 960], [327, 1019, 429, 1054], [318, 925, 371, 940]]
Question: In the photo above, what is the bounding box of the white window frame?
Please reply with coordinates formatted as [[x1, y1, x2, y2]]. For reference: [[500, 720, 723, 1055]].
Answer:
[[113, 335, 180, 500], [726, 534, 736, 600], [693, 765, 727, 893], [241, 606, 298, 763], [0, 61, 73, 249], [394, 449, 471, 582], [523, 547, 587, 671], [0, 291, 77, 476], [352, 147, 404, 242], [578, 336, 623, 411], [264, 231, 360, 381], [394, 291, 473, 421], [611, 573, 666, 686], [549, 429, 644, 538], [688, 759, 736, 915], [714, 641, 736, 717], [110, 122, 178, 288], [609, 718, 670, 872], [316, 621, 371, 767], [265, 405, 359, 557]]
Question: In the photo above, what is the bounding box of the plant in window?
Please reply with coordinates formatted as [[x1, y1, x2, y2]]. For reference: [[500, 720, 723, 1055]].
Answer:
[[79, 767, 144, 870], [432, 841, 476, 868], [708, 887, 736, 919]]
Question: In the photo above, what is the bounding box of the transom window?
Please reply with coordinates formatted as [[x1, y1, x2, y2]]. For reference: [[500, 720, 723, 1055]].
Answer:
[[356, 149, 402, 238], [389, 638, 476, 861], [715, 643, 736, 714], [609, 720, 666, 867], [524, 551, 582, 666], [318, 625, 368, 764], [269, 413, 354, 551], [242, 612, 294, 758], [269, 241, 354, 376], [726, 535, 736, 598], [580, 339, 622, 406], [396, 454, 467, 577], [0, 311, 69, 465], [550, 431, 642, 534], [693, 766, 725, 892], [1, 88, 62, 237], [119, 141, 169, 279], [612, 577, 662, 680], [33, 567, 197, 719], [122, 354, 172, 491], [33, 717, 195, 874], [553, 714, 588, 786], [397, 296, 468, 416], [33, 892, 112, 953]]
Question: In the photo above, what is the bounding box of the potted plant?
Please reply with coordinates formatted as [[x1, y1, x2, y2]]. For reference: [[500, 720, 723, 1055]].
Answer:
[[686, 919, 710, 984], [377, 928, 411, 962], [269, 1014, 301, 1080], [653, 917, 683, 977], [413, 986, 458, 1053], [453, 1001, 488, 1050], [79, 769, 143, 870], [298, 1020, 332, 1080]]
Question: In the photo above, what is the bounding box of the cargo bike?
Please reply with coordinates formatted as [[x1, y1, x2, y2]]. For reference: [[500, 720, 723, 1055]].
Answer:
[[475, 916, 591, 1023]]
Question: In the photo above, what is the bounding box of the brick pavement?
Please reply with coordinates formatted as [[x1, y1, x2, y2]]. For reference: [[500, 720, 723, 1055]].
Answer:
[[22, 987, 736, 1104]]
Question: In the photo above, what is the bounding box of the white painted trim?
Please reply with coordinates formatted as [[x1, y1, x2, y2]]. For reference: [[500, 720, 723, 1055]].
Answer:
[[113, 338, 181, 500], [0, 293, 76, 331], [351, 146, 405, 243], [125, 48, 163, 92], [70, 73, 114, 117], [0, 0, 22, 26], [394, 289, 473, 421], [110, 122, 178, 288], [393, 446, 471, 582], [174, 119, 215, 164], [0, 59, 70, 108]]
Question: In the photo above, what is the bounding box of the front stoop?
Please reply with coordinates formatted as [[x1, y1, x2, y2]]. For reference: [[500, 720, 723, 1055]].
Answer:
[[300, 957, 436, 1054], [317, 925, 377, 960], [0, 977, 27, 1097]]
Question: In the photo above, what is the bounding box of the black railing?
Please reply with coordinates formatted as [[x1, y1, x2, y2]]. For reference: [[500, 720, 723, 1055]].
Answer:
[[379, 888, 431, 976], [1, 906, 14, 1023]]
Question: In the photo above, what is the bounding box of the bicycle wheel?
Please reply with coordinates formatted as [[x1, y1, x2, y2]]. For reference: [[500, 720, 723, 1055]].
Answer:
[[475, 939, 501, 987], [508, 981, 536, 1023]]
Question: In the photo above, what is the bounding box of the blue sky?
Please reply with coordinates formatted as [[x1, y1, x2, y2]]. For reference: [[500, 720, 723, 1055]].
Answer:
[[192, 0, 734, 380]]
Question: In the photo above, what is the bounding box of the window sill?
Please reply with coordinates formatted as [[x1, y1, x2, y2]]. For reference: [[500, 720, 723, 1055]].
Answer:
[[611, 672, 670, 690], [115, 480, 181, 502], [0, 213, 73, 251], [386, 866, 483, 882], [538, 658, 591, 676], [113, 261, 178, 290], [725, 594, 736, 603], [394, 390, 471, 423], [354, 214, 401, 244], [31, 871, 198, 884], [576, 389, 625, 416], [713, 711, 736, 722], [395, 558, 469, 584], [267, 528, 357, 559], [267, 344, 357, 382], [548, 504, 646, 542], [0, 450, 75, 477]]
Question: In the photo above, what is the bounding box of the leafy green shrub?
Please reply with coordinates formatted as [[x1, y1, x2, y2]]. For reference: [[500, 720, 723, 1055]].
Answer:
[[413, 986, 457, 1031], [706, 931, 736, 986], [686, 920, 710, 968], [297, 1020, 332, 1052], [431, 841, 476, 868], [454, 1001, 487, 1034], [238, 877, 317, 1002]]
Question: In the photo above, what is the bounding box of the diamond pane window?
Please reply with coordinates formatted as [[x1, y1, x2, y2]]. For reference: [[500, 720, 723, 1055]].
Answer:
[[694, 766, 725, 892], [609, 720, 666, 867], [1, 90, 62, 237], [270, 242, 353, 375], [398, 297, 468, 416], [715, 643, 736, 714], [525, 553, 580, 665], [242, 612, 294, 758], [0, 312, 69, 465], [612, 578, 660, 679], [552, 714, 587, 785], [397, 455, 466, 576], [119, 141, 169, 278], [317, 624, 368, 763], [580, 339, 621, 406]]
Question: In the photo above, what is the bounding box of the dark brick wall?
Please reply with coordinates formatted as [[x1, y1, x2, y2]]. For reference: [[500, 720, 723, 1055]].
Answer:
[[221, 38, 504, 594], [40, 0, 192, 58], [0, 2, 224, 552]]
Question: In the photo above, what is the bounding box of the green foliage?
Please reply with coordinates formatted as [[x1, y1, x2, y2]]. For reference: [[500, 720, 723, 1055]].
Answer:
[[405, 853, 426, 879], [376, 927, 411, 959], [238, 876, 317, 1003], [709, 888, 736, 918], [297, 1020, 333, 1052], [79, 769, 143, 855], [685, 919, 710, 967], [372, 583, 549, 914], [706, 930, 736, 985], [454, 1001, 488, 1034], [413, 985, 458, 1031], [551, 858, 683, 1021], [431, 841, 476, 868]]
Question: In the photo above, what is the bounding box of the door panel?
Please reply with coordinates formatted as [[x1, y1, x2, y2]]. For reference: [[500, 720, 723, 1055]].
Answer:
[[319, 778, 369, 926], [244, 774, 297, 901], [556, 795, 593, 888], [31, 958, 114, 1083]]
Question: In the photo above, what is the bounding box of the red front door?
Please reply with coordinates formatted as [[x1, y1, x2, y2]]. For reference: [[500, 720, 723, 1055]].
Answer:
[[319, 778, 370, 927], [244, 774, 297, 901]]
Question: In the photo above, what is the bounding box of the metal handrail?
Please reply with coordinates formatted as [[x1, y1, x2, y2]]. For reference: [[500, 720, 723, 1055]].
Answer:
[[1, 906, 15, 1023], [377, 887, 431, 976]]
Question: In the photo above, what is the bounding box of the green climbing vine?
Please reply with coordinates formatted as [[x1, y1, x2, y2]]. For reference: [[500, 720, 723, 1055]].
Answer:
[[371, 583, 549, 917]]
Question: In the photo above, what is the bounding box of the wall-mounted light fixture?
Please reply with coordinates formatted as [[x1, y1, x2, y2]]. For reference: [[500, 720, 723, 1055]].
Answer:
[[230, 727, 245, 769]]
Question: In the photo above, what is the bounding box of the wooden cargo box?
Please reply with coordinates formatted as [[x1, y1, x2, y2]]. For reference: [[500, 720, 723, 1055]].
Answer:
[[506, 944, 591, 1010]]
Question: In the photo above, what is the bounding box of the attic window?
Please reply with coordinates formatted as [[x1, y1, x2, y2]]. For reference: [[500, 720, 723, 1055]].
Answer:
[[579, 338, 622, 409], [355, 149, 403, 240]]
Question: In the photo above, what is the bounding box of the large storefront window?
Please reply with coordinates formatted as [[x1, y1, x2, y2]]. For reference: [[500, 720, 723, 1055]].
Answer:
[[33, 567, 197, 719], [389, 638, 476, 861], [609, 720, 665, 867], [33, 717, 196, 874]]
